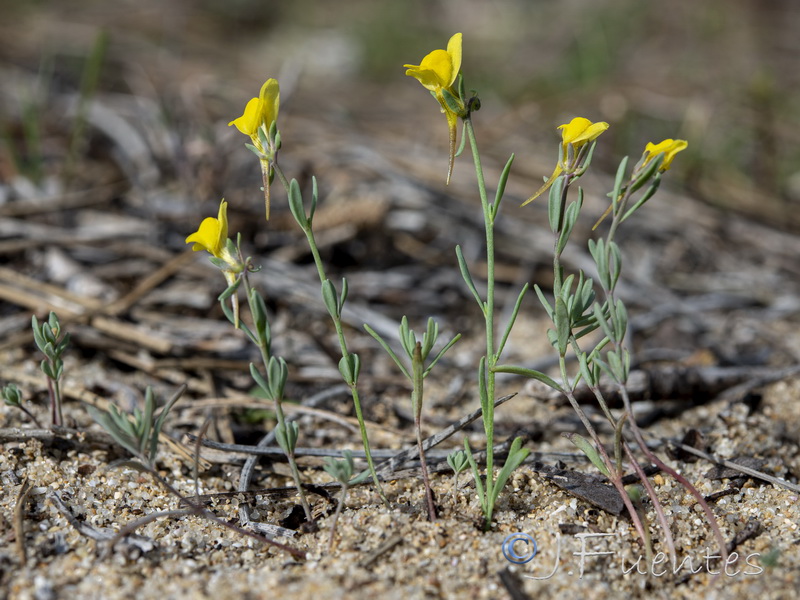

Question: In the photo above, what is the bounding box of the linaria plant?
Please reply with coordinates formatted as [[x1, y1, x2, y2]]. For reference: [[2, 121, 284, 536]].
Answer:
[[494, 119, 727, 569], [185, 199, 314, 523], [32, 311, 70, 426], [229, 79, 389, 507], [322, 450, 369, 553], [365, 317, 461, 521], [405, 33, 530, 530], [87, 385, 184, 468], [446, 449, 469, 502], [87, 383, 305, 561], [3, 383, 43, 428]]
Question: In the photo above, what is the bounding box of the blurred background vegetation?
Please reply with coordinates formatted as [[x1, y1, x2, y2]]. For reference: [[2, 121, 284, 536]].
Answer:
[[1, 0, 798, 228]]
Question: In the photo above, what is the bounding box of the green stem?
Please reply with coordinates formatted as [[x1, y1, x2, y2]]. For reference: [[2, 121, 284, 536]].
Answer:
[[242, 273, 313, 521], [464, 117, 497, 528], [412, 343, 436, 521], [552, 173, 572, 297], [273, 164, 389, 507]]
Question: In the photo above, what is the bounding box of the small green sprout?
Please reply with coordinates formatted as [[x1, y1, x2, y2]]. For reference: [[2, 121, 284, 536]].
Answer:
[[87, 385, 184, 467], [446, 449, 469, 501], [31, 311, 70, 426], [323, 450, 369, 554], [759, 547, 781, 569], [3, 383, 43, 428], [365, 316, 460, 521]]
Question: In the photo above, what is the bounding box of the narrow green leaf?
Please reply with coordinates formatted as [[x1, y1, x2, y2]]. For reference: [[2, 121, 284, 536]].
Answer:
[[548, 175, 565, 233], [495, 283, 529, 360], [455, 245, 484, 311], [573, 322, 600, 339], [491, 153, 515, 220], [321, 279, 339, 318], [217, 279, 241, 302], [607, 350, 624, 383], [275, 423, 290, 453], [533, 284, 553, 319], [399, 316, 415, 360], [588, 238, 610, 290], [338, 355, 353, 384], [565, 433, 610, 477], [554, 296, 570, 356], [250, 289, 269, 344], [629, 153, 662, 194], [364, 323, 410, 379], [463, 438, 486, 508], [309, 176, 318, 223], [423, 332, 461, 378], [249, 363, 271, 395], [621, 175, 662, 223], [287, 178, 308, 228], [614, 299, 628, 342], [577, 353, 596, 387], [592, 304, 615, 342], [612, 156, 629, 210], [609, 242, 622, 290], [490, 437, 530, 505], [421, 317, 437, 358], [478, 357, 488, 412], [339, 277, 349, 310], [492, 364, 564, 392]]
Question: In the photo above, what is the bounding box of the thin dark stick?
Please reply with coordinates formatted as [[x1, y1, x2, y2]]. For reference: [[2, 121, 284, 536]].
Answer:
[[236, 386, 348, 538], [188, 435, 587, 464], [665, 438, 800, 493], [376, 393, 517, 476], [14, 478, 33, 565]]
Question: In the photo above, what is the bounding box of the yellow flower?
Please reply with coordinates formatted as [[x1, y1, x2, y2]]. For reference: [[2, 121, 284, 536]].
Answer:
[[404, 33, 463, 184], [228, 78, 280, 143], [558, 117, 609, 155], [642, 139, 688, 171], [229, 79, 280, 221], [186, 200, 242, 326], [521, 117, 609, 207], [404, 32, 462, 93], [186, 200, 229, 260]]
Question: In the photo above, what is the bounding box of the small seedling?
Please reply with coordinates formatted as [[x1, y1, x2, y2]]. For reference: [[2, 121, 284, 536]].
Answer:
[[87, 385, 184, 468], [365, 316, 460, 521], [3, 383, 43, 428], [31, 311, 70, 426], [323, 450, 369, 554], [446, 449, 469, 501]]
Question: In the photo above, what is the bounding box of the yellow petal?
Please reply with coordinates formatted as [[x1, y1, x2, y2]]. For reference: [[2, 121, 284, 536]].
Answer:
[[404, 65, 443, 91], [258, 78, 280, 130], [644, 139, 688, 171], [558, 117, 609, 147], [410, 49, 453, 90], [404, 32, 463, 91], [185, 200, 228, 258], [558, 117, 592, 145], [228, 79, 280, 136], [216, 199, 229, 241], [571, 121, 609, 145], [229, 97, 261, 136], [445, 33, 463, 88]]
